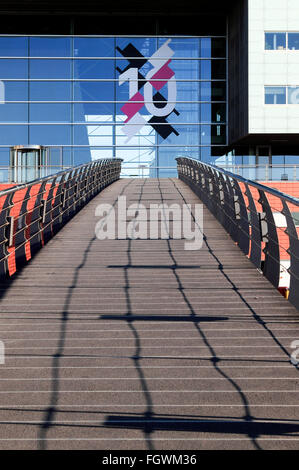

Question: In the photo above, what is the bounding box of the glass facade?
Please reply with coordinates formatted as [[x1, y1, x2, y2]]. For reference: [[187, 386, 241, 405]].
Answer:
[[0, 35, 227, 178]]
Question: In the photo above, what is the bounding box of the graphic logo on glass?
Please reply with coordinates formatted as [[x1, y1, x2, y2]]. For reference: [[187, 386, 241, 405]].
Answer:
[[117, 39, 180, 142]]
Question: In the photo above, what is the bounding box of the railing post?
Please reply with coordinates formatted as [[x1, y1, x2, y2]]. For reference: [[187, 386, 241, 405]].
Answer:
[[232, 179, 250, 256], [258, 190, 280, 288], [0, 193, 13, 280], [29, 180, 47, 258], [282, 200, 299, 309], [244, 183, 262, 268]]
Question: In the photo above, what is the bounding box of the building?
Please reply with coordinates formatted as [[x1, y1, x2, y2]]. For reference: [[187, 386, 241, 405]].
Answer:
[[0, 0, 298, 180]]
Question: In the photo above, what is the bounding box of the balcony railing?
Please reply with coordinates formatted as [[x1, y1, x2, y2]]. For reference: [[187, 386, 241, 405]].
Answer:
[[176, 157, 299, 310], [0, 158, 122, 280]]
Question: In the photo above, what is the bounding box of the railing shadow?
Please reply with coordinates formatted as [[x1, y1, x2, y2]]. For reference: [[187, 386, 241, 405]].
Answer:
[[37, 179, 133, 449], [101, 177, 299, 450]]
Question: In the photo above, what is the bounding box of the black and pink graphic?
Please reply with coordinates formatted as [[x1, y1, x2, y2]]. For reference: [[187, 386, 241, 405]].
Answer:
[[117, 39, 180, 142]]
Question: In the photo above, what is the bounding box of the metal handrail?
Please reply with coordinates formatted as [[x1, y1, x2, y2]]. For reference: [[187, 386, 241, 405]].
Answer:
[[0, 160, 118, 196], [176, 156, 299, 310], [179, 157, 299, 207], [0, 158, 122, 281]]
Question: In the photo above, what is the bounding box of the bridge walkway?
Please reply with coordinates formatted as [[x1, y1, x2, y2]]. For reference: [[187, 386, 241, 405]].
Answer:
[[0, 178, 298, 450]]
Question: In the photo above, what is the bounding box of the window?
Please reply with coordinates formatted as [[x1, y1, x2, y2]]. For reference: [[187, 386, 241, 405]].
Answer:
[[265, 87, 286, 104], [288, 33, 299, 50], [265, 32, 286, 50], [265, 32, 299, 51], [288, 86, 299, 104]]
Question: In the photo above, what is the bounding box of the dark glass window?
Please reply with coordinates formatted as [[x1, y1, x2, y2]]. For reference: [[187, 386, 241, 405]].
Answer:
[[211, 60, 226, 79], [211, 38, 226, 58]]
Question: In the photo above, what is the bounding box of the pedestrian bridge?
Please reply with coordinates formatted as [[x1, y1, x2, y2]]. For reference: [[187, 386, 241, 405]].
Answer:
[[0, 158, 299, 450]]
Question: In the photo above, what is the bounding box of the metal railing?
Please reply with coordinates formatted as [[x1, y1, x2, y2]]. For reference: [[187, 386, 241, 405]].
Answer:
[[176, 156, 299, 310], [0, 158, 122, 280]]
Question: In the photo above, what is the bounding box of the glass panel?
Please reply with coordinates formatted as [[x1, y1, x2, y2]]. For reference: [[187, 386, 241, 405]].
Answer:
[[116, 37, 157, 59], [157, 125, 199, 146], [61, 148, 73, 166], [201, 82, 226, 101], [201, 125, 211, 145], [0, 103, 28, 122], [171, 60, 199, 80], [0, 148, 9, 180], [201, 103, 211, 122], [288, 86, 299, 104], [1, 81, 28, 101], [30, 104, 71, 122], [288, 33, 299, 50], [265, 86, 286, 104], [29, 125, 71, 145], [73, 147, 113, 164], [201, 60, 211, 80], [200, 38, 211, 58], [30, 59, 71, 79], [74, 59, 114, 79], [74, 81, 114, 101], [30, 37, 71, 57], [115, 102, 200, 122], [0, 125, 28, 145], [265, 32, 286, 50], [74, 124, 113, 146], [0, 59, 28, 78], [74, 102, 114, 121], [0, 37, 28, 56], [29, 81, 71, 101], [72, 147, 94, 165], [74, 37, 114, 57]]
